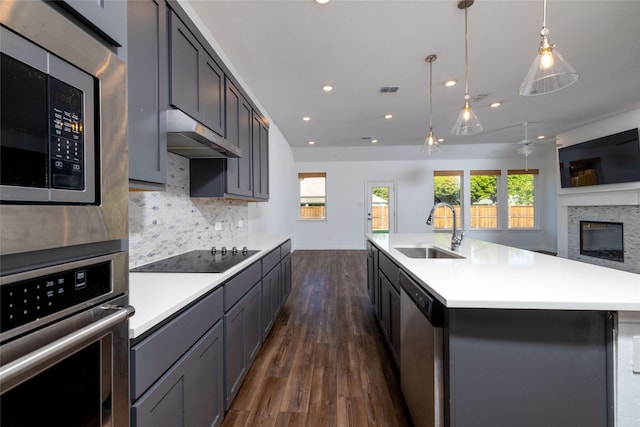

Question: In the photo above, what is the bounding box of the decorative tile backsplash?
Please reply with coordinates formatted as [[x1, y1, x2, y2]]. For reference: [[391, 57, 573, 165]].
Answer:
[[129, 153, 249, 268], [568, 205, 640, 274]]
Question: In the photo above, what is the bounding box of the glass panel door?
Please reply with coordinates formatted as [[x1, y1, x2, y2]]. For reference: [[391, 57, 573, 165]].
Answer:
[[366, 181, 395, 234]]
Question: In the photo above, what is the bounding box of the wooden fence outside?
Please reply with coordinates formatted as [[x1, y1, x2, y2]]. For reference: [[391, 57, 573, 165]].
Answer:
[[300, 204, 534, 229], [433, 205, 535, 229], [300, 206, 326, 219]]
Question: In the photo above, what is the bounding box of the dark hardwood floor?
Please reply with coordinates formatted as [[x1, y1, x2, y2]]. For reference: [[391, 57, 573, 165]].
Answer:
[[222, 250, 412, 427]]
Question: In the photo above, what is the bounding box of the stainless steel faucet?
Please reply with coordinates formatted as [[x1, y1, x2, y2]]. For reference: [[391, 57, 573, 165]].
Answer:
[[426, 202, 464, 251]]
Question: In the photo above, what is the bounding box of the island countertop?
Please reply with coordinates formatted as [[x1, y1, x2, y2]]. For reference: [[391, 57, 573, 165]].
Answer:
[[367, 233, 640, 311]]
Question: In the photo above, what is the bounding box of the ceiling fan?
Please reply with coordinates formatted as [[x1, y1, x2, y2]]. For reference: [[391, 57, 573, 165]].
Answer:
[[515, 122, 559, 170]]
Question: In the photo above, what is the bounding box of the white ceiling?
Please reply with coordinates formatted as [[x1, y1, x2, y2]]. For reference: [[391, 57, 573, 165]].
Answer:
[[185, 0, 640, 160]]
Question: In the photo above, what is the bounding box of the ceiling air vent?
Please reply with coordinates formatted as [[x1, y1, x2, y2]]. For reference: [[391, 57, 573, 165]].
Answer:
[[380, 86, 399, 93]]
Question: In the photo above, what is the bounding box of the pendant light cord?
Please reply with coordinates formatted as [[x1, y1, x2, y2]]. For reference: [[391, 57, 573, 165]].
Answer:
[[542, 0, 547, 29], [464, 3, 469, 98], [429, 59, 433, 129]]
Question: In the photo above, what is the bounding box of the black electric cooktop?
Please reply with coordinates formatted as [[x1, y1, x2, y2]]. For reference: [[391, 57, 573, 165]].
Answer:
[[130, 249, 260, 273]]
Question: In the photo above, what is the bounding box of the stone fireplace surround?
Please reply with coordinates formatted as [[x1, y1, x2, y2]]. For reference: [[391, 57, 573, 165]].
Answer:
[[558, 182, 640, 274]]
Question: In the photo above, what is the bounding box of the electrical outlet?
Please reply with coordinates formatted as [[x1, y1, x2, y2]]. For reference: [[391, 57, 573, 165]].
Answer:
[[238, 219, 244, 228], [214, 222, 222, 231]]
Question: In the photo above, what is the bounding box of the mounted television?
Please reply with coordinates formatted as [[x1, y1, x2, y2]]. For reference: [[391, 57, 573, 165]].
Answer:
[[559, 128, 640, 188]]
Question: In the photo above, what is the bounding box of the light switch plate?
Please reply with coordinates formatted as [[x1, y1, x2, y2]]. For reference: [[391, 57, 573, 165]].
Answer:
[[214, 222, 222, 231], [633, 336, 640, 373]]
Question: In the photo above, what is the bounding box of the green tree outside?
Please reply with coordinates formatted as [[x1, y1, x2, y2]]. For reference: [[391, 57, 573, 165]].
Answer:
[[507, 174, 534, 205], [434, 176, 461, 205], [372, 187, 389, 201], [470, 175, 497, 203]]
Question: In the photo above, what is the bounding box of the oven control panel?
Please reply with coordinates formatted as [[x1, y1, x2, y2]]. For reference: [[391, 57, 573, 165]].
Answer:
[[0, 261, 111, 333]]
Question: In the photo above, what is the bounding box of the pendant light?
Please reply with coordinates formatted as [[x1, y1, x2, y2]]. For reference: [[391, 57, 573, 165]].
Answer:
[[451, 0, 482, 136], [421, 54, 440, 155], [519, 0, 578, 96]]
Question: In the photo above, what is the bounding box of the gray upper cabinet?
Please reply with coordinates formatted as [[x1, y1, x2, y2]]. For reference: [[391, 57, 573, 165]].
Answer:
[[189, 102, 269, 200], [225, 79, 253, 198], [127, 0, 168, 189], [169, 12, 224, 137], [252, 113, 270, 200], [61, 0, 127, 47]]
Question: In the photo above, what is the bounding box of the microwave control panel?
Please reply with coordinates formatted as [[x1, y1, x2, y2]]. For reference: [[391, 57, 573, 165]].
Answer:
[[0, 261, 111, 333], [49, 77, 84, 191]]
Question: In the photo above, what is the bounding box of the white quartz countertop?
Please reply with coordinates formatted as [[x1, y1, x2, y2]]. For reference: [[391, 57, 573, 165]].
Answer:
[[129, 234, 290, 339], [367, 233, 640, 311]]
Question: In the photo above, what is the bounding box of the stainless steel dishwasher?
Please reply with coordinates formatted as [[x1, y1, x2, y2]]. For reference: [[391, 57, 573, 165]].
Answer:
[[400, 270, 445, 427]]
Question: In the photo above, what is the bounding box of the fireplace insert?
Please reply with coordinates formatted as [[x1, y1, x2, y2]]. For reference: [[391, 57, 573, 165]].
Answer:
[[580, 221, 624, 262]]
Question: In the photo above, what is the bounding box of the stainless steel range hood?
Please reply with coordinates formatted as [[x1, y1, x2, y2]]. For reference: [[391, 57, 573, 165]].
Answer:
[[166, 109, 242, 158]]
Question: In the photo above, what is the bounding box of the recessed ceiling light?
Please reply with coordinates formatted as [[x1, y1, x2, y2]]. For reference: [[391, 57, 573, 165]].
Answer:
[[322, 85, 333, 92], [437, 138, 445, 143], [308, 141, 315, 145], [444, 80, 457, 87], [371, 139, 378, 143], [315, 0, 330, 3], [537, 135, 545, 139], [303, 116, 311, 121], [384, 114, 393, 119], [490, 102, 502, 108]]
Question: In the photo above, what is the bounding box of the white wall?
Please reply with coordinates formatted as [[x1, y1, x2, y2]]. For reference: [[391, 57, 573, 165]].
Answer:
[[293, 147, 557, 251], [248, 123, 297, 237]]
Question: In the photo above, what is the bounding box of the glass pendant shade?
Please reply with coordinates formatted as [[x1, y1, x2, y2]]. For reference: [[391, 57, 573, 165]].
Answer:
[[452, 99, 483, 135], [519, 34, 578, 95], [451, 0, 482, 136], [421, 128, 439, 155], [520, 0, 578, 96], [421, 54, 439, 155]]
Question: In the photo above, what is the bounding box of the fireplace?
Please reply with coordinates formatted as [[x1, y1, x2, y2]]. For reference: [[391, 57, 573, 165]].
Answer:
[[580, 221, 624, 262], [565, 205, 639, 274]]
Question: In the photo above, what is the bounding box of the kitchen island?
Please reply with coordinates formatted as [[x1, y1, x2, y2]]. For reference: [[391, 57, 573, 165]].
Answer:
[[367, 233, 640, 427]]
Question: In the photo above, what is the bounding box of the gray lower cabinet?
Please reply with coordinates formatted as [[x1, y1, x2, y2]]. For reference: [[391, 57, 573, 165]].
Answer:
[[366, 241, 378, 306], [224, 283, 261, 410], [261, 265, 280, 340], [132, 321, 224, 427], [281, 252, 292, 301], [131, 287, 224, 427], [375, 249, 401, 367], [378, 271, 401, 367], [127, 0, 168, 189]]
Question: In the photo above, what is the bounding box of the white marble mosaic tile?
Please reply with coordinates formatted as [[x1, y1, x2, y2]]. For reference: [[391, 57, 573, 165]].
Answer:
[[128, 153, 249, 268], [568, 205, 640, 274]]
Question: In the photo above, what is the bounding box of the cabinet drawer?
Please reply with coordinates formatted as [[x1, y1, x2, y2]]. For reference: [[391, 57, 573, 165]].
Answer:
[[261, 248, 280, 276], [280, 240, 291, 259], [224, 261, 262, 311], [131, 287, 223, 400], [378, 251, 399, 292]]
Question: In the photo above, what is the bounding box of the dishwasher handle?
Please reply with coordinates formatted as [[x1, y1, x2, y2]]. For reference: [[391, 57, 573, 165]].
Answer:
[[399, 270, 445, 327]]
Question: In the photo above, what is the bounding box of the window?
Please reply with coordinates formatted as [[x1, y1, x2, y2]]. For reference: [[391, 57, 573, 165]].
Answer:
[[470, 170, 500, 229], [299, 172, 326, 220], [507, 169, 537, 229], [433, 170, 463, 229]]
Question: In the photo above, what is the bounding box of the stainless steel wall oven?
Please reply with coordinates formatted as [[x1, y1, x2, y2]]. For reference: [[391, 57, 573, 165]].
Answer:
[[1, 1, 132, 426]]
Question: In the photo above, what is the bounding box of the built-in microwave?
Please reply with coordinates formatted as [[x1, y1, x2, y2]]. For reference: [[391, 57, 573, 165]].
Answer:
[[1, 26, 95, 204], [0, 2, 128, 257]]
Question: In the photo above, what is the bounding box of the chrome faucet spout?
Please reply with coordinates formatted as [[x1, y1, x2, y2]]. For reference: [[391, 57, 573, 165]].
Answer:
[[426, 202, 464, 251]]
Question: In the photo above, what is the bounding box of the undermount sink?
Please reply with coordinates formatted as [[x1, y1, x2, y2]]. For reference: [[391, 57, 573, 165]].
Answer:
[[395, 246, 465, 259]]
